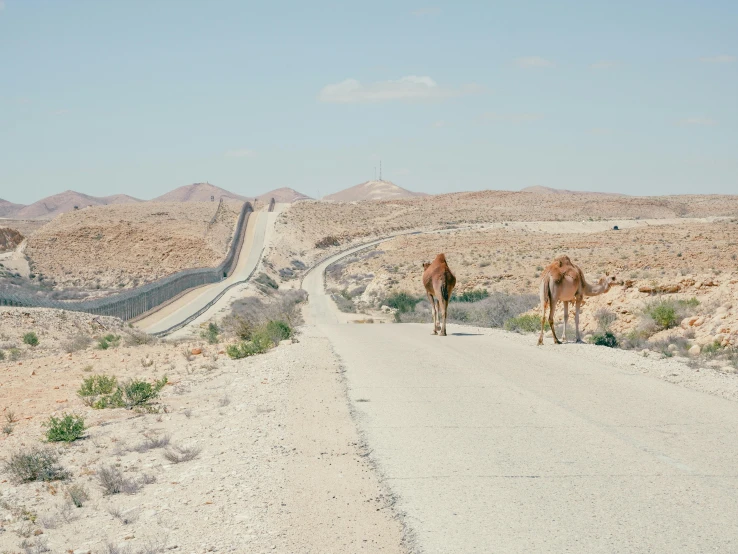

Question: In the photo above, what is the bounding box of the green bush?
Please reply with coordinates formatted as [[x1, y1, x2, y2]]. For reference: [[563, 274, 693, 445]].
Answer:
[[384, 292, 421, 314], [22, 332, 39, 347], [201, 322, 220, 344], [451, 289, 490, 303], [96, 334, 121, 350], [43, 413, 85, 442], [78, 375, 118, 398], [590, 331, 619, 348], [0, 350, 5, 361], [644, 300, 679, 330], [78, 375, 166, 410], [504, 314, 546, 333], [226, 330, 272, 359], [122, 377, 168, 408], [4, 448, 69, 483], [264, 320, 291, 344]]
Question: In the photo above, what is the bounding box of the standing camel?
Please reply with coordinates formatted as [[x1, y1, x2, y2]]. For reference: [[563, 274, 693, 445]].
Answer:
[[537, 255, 618, 345], [422, 253, 456, 336]]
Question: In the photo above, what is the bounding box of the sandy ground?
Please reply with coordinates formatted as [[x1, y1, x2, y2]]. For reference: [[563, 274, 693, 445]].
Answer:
[[0, 311, 407, 554], [325, 218, 738, 360]]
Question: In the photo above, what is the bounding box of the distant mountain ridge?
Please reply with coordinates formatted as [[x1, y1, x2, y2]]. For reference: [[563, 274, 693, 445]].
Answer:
[[2, 183, 313, 220], [152, 182, 249, 203], [323, 180, 426, 202], [257, 187, 312, 204], [0, 198, 24, 218], [15, 190, 142, 220], [521, 185, 626, 196]]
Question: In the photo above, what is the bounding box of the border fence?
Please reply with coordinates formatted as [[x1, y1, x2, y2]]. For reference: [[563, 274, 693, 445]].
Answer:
[[0, 200, 265, 321]]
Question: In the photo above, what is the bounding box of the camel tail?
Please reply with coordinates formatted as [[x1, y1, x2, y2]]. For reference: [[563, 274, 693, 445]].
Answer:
[[540, 274, 551, 312], [440, 282, 450, 303]]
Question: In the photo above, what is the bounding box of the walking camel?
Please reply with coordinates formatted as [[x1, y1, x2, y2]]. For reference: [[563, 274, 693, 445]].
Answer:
[[422, 253, 456, 336], [538, 255, 618, 345]]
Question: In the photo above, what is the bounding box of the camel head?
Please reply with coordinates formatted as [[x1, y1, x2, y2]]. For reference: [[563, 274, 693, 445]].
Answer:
[[599, 272, 619, 291]]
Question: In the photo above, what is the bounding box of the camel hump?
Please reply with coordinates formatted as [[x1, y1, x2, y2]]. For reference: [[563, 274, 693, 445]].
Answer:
[[435, 253, 447, 264], [546, 255, 577, 284], [554, 255, 573, 267]]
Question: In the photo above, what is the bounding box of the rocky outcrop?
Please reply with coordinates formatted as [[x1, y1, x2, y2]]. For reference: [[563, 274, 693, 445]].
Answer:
[[0, 228, 24, 252]]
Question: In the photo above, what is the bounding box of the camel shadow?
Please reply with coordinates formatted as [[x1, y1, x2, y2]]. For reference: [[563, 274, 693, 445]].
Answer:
[[449, 332, 483, 336]]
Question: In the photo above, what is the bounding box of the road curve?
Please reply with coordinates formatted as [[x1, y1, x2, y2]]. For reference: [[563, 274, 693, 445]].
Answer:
[[302, 245, 738, 553], [135, 209, 273, 336]]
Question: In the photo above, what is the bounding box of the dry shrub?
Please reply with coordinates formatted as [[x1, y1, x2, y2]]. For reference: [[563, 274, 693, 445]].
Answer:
[[5, 448, 69, 483], [97, 465, 140, 495], [164, 445, 201, 464]]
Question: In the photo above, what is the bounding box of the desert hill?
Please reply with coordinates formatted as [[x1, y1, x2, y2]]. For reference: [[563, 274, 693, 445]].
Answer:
[[0, 198, 24, 218], [103, 194, 143, 205], [257, 187, 311, 204], [521, 185, 625, 196], [14, 190, 143, 220], [152, 182, 248, 203], [323, 180, 426, 202]]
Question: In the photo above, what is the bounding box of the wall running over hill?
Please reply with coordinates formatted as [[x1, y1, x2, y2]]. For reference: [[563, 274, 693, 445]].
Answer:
[[0, 202, 254, 321]]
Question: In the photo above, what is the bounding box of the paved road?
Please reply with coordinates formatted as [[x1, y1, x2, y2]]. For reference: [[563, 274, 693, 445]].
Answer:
[[303, 245, 738, 553], [135, 209, 272, 335]]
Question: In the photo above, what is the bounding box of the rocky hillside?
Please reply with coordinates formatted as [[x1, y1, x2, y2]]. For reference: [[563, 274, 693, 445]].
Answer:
[[0, 228, 24, 252], [25, 201, 242, 293]]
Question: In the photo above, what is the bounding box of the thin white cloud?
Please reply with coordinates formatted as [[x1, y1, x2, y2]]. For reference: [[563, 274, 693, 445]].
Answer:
[[481, 112, 543, 123], [590, 60, 620, 69], [224, 148, 257, 158], [411, 7, 440, 16], [318, 76, 482, 104], [699, 55, 736, 64], [431, 120, 447, 128], [515, 56, 555, 68], [679, 117, 717, 126]]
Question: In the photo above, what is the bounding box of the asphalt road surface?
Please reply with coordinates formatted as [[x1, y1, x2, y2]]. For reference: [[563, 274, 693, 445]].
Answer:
[[303, 242, 738, 554]]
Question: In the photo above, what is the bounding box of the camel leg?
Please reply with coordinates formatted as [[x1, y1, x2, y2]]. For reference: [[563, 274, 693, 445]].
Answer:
[[575, 299, 584, 343], [562, 301, 569, 343], [549, 300, 561, 344], [428, 293, 438, 335], [439, 297, 449, 336], [538, 301, 547, 345]]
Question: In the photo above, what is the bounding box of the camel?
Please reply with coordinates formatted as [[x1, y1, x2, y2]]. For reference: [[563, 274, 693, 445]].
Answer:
[[537, 255, 618, 345], [422, 253, 456, 336]]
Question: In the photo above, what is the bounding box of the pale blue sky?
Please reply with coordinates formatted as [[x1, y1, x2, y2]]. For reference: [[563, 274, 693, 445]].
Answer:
[[1, 0, 736, 204]]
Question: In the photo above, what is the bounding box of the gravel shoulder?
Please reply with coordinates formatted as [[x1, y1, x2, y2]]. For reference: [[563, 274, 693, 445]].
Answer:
[[0, 315, 407, 554]]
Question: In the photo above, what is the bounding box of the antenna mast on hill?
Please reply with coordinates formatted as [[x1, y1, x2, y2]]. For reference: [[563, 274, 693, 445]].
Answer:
[[379, 160, 382, 181]]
